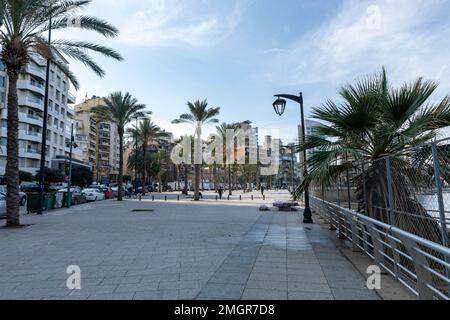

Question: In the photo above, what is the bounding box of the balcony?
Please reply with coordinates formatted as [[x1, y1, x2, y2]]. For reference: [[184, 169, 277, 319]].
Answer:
[[17, 80, 45, 96], [25, 64, 45, 80], [18, 96, 44, 111], [67, 92, 76, 104]]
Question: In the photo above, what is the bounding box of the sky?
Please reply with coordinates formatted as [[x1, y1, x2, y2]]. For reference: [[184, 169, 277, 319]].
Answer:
[[60, 0, 450, 143]]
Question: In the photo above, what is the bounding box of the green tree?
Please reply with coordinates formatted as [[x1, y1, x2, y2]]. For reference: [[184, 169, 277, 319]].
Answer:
[[92, 92, 146, 200], [0, 0, 122, 227], [172, 100, 220, 200], [296, 68, 450, 242], [19, 171, 34, 183], [71, 166, 93, 188], [128, 119, 169, 195]]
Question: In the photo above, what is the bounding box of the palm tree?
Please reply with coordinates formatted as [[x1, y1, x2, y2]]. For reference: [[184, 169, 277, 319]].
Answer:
[[216, 123, 237, 196], [296, 68, 450, 242], [172, 100, 220, 200], [128, 119, 169, 195], [0, 0, 122, 227], [91, 92, 146, 201]]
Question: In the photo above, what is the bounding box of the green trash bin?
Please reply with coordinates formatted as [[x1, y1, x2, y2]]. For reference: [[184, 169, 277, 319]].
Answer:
[[27, 193, 56, 213], [27, 193, 43, 214], [61, 192, 72, 208], [44, 193, 56, 210]]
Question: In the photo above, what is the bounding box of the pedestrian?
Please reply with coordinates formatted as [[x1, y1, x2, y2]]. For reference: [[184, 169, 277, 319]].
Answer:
[[218, 187, 223, 200], [261, 185, 265, 196]]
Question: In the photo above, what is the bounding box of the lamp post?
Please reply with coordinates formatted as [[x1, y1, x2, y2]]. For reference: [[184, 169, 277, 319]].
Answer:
[[37, 7, 53, 215], [273, 92, 313, 224], [66, 123, 78, 208]]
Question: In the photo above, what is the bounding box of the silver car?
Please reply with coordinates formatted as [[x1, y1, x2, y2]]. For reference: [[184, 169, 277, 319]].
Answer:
[[0, 186, 27, 206], [0, 193, 6, 219]]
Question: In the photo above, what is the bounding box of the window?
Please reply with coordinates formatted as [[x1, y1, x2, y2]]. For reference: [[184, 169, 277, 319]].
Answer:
[[0, 63, 5, 71], [0, 76, 5, 88]]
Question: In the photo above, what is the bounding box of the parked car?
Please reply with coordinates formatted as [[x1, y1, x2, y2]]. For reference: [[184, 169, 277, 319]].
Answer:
[[147, 185, 158, 193], [20, 183, 40, 193], [0, 185, 28, 206], [0, 193, 6, 219], [82, 188, 105, 202], [58, 187, 87, 206], [102, 186, 113, 199]]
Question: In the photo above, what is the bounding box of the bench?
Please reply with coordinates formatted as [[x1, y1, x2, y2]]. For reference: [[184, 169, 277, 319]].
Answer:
[[273, 201, 299, 212]]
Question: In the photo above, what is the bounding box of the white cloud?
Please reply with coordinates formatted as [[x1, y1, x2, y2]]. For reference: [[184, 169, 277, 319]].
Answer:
[[112, 0, 251, 47], [267, 0, 450, 97]]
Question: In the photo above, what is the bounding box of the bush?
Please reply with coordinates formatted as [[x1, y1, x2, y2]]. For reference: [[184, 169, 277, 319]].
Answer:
[[19, 171, 34, 182], [71, 166, 93, 188]]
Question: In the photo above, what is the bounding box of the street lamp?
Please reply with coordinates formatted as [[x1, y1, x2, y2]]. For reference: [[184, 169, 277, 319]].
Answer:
[[272, 92, 313, 224], [37, 5, 53, 215], [66, 123, 78, 208]]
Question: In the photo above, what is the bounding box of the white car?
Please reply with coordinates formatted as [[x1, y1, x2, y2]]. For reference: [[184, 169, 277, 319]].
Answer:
[[0, 193, 6, 219], [82, 188, 105, 202]]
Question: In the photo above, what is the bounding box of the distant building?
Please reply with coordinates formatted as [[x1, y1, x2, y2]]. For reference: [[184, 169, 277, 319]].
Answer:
[[298, 119, 326, 178], [74, 96, 120, 182], [0, 53, 76, 176]]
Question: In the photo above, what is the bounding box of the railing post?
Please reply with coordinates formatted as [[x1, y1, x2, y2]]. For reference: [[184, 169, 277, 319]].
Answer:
[[386, 157, 395, 226], [431, 143, 449, 248], [362, 162, 369, 215], [431, 143, 450, 298], [337, 176, 346, 239]]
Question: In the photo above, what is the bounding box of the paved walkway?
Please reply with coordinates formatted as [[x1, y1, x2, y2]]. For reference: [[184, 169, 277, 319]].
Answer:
[[0, 195, 379, 300]]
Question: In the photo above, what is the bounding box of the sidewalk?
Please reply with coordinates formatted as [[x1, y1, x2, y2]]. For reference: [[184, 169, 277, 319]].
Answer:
[[0, 195, 382, 300]]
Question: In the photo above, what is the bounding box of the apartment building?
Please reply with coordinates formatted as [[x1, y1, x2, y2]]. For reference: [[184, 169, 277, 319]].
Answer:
[[0, 53, 76, 176], [74, 96, 120, 183]]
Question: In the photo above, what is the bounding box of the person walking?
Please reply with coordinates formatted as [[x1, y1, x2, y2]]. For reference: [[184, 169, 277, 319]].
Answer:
[[218, 186, 224, 200], [261, 185, 265, 196]]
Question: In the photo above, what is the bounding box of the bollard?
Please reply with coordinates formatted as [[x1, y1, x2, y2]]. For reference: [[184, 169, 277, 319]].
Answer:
[[139, 194, 142, 201], [216, 195, 218, 201], [177, 195, 180, 201], [228, 195, 230, 201], [240, 195, 242, 201], [263, 195, 265, 201], [152, 195, 154, 201], [251, 195, 254, 201], [165, 195, 167, 201]]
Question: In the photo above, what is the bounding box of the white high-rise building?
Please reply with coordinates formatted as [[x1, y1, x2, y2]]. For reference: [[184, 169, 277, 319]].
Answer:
[[0, 52, 76, 176]]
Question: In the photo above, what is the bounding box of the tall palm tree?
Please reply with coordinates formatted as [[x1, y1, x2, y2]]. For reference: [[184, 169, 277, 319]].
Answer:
[[128, 119, 169, 195], [216, 122, 237, 196], [296, 68, 450, 242], [91, 92, 146, 201], [172, 99, 220, 200], [0, 0, 122, 227]]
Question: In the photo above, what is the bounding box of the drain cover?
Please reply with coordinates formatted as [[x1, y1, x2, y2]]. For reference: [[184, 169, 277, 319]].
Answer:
[[131, 209, 154, 212]]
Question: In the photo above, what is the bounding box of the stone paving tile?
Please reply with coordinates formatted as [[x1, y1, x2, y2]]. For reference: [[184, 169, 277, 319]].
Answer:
[[0, 197, 381, 300], [242, 289, 287, 300], [288, 291, 334, 300]]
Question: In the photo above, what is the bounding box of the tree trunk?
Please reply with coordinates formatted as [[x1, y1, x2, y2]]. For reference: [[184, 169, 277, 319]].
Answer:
[[6, 71, 20, 227], [118, 131, 124, 201], [213, 163, 218, 192], [184, 164, 188, 195], [228, 164, 232, 196], [194, 164, 200, 200], [142, 144, 147, 195]]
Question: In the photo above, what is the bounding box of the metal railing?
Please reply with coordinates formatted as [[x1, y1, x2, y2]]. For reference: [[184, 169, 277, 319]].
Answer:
[[311, 196, 450, 300], [311, 138, 450, 248]]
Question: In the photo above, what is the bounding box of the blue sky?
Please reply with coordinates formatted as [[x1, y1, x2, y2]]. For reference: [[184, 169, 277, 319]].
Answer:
[[63, 0, 450, 142]]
